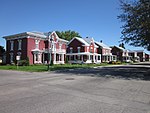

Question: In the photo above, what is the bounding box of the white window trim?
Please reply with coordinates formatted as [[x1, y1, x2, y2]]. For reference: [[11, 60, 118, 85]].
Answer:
[[18, 40, 22, 50], [70, 47, 73, 53], [10, 40, 14, 51], [10, 53, 13, 63], [35, 39, 40, 49], [77, 47, 81, 53]]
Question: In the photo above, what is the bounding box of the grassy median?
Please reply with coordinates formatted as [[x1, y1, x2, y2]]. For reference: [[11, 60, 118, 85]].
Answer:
[[0, 63, 110, 72]]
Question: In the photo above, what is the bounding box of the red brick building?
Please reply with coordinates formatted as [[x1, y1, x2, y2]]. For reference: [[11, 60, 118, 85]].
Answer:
[[3, 31, 68, 65], [66, 37, 101, 64], [111, 46, 132, 62], [128, 50, 140, 62], [134, 50, 146, 62], [94, 41, 116, 62], [145, 53, 150, 61]]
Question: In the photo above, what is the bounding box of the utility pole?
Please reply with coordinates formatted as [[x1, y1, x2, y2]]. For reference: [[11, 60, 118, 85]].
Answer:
[[47, 32, 53, 71]]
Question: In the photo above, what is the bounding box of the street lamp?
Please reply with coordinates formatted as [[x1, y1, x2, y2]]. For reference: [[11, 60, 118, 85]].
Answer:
[[47, 32, 53, 71]]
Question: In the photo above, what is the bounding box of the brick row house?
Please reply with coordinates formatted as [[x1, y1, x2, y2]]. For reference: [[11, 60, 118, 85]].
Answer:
[[94, 41, 117, 62], [128, 50, 140, 62], [3, 31, 149, 65], [3, 31, 68, 65], [111, 46, 132, 62], [66, 37, 101, 64], [134, 50, 146, 62]]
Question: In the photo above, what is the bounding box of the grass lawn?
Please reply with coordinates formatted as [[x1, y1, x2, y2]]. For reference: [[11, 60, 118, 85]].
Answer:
[[0, 63, 110, 72]]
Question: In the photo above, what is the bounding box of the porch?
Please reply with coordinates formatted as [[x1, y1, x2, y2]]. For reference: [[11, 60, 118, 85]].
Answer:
[[66, 52, 101, 64], [102, 55, 117, 62], [122, 56, 132, 62]]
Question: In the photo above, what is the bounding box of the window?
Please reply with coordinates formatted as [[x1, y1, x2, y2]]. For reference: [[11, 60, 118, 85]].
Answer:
[[18, 40, 22, 50], [98, 56, 100, 60], [59, 44, 62, 50], [78, 55, 80, 60], [70, 47, 73, 53], [35, 39, 39, 49], [90, 47, 93, 53], [10, 53, 13, 63], [36, 54, 38, 61], [77, 47, 80, 53], [10, 40, 14, 51]]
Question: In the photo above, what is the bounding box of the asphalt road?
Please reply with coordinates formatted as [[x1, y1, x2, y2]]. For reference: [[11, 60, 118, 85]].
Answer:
[[0, 64, 150, 113]]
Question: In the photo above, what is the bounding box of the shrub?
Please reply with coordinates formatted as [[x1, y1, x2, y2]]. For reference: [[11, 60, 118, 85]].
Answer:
[[18, 60, 29, 66], [116, 61, 121, 64], [108, 61, 121, 64]]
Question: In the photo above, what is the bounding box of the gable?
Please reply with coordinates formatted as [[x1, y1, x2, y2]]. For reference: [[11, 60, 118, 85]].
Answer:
[[67, 37, 89, 46], [68, 38, 83, 47]]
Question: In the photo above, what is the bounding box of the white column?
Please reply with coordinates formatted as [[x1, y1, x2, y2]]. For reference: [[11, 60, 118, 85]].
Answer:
[[96, 55, 98, 61], [93, 55, 95, 63], [88, 55, 90, 60], [81, 55, 83, 61], [107, 56, 108, 62], [74, 55, 76, 60], [62, 54, 64, 64], [38, 53, 41, 63]]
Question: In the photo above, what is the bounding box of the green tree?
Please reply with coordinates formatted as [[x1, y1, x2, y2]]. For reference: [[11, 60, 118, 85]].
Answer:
[[119, 43, 125, 49], [118, 0, 150, 50], [56, 30, 81, 41], [0, 46, 5, 56]]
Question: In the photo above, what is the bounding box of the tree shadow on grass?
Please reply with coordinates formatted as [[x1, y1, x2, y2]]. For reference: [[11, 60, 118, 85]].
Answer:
[[55, 66, 150, 81]]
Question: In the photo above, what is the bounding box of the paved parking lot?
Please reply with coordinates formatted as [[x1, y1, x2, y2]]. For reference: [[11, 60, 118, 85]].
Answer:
[[0, 65, 150, 113]]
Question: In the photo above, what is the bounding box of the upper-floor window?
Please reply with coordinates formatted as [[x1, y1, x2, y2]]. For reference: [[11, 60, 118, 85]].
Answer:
[[59, 44, 62, 50], [87, 47, 89, 52], [70, 47, 73, 53], [106, 50, 109, 54], [35, 39, 40, 49], [77, 47, 81, 53], [18, 40, 22, 50], [10, 40, 14, 51], [90, 47, 93, 52]]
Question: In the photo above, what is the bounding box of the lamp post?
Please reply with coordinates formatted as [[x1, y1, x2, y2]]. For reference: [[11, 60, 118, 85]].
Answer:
[[47, 32, 53, 71]]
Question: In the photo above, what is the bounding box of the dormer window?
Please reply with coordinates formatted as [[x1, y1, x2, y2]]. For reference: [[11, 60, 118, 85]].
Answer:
[[18, 40, 22, 50], [77, 47, 80, 53], [10, 40, 14, 51], [70, 47, 73, 53]]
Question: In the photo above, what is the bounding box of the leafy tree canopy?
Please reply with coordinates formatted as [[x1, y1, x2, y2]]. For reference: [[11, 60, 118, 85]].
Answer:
[[119, 43, 125, 49], [55, 30, 82, 41], [0, 46, 5, 55], [118, 0, 150, 50]]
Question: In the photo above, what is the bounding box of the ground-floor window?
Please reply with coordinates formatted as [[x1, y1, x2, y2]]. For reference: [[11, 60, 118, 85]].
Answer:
[[10, 53, 13, 63], [35, 54, 38, 61]]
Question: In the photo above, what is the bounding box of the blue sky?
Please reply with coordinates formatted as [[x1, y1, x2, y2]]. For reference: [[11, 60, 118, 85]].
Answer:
[[0, 0, 149, 53]]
